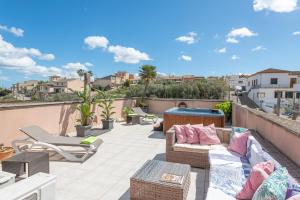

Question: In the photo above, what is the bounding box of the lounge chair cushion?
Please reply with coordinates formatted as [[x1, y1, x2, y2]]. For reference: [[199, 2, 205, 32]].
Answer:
[[173, 143, 227, 153]]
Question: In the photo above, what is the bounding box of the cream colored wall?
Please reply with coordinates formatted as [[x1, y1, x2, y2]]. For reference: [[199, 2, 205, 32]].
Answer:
[[232, 102, 300, 167], [147, 98, 224, 114]]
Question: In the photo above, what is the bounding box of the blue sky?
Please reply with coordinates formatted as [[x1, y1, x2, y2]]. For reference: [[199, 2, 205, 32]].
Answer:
[[0, 0, 300, 87]]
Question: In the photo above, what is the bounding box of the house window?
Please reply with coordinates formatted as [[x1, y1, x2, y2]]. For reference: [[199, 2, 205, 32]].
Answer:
[[270, 78, 278, 85], [248, 82, 250, 86], [297, 93, 300, 99], [238, 80, 243, 84], [285, 91, 293, 99], [274, 91, 282, 98]]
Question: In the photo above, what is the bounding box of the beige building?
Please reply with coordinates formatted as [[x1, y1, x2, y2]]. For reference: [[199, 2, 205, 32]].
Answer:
[[38, 76, 84, 94], [93, 71, 137, 89], [12, 80, 39, 96]]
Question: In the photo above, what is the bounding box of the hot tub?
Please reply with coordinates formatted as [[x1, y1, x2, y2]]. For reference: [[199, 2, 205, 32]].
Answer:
[[163, 107, 225, 133]]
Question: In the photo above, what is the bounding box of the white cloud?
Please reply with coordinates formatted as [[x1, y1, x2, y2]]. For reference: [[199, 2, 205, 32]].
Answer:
[[108, 45, 151, 64], [253, 0, 298, 13], [215, 47, 227, 54], [226, 38, 239, 44], [226, 27, 257, 44], [227, 27, 257, 38], [63, 62, 88, 71], [0, 24, 24, 37], [179, 55, 192, 61], [252, 45, 267, 51], [231, 55, 240, 60], [84, 62, 93, 67], [292, 31, 300, 35], [0, 34, 60, 76], [175, 32, 198, 44], [62, 62, 94, 78], [84, 36, 109, 49]]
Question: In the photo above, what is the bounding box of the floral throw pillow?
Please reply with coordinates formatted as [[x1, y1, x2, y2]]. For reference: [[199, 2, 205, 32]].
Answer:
[[252, 167, 289, 200]]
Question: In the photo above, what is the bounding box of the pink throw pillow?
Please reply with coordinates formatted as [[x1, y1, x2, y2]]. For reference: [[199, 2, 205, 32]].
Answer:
[[236, 160, 275, 199], [184, 124, 199, 144], [174, 125, 187, 144], [287, 194, 300, 200], [228, 131, 250, 156], [194, 124, 221, 145]]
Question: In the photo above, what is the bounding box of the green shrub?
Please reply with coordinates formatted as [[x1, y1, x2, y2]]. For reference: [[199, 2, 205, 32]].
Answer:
[[215, 101, 232, 118]]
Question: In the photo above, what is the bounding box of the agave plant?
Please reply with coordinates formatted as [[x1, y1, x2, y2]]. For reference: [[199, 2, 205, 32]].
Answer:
[[97, 90, 116, 121]]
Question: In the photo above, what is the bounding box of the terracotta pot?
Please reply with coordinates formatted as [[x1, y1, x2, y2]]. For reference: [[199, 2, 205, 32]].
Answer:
[[0, 147, 14, 160]]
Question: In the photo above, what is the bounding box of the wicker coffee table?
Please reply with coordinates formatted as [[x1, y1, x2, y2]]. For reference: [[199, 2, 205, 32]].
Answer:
[[130, 160, 191, 200]]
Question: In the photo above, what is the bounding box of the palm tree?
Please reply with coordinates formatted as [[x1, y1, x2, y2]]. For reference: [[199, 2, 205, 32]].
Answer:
[[139, 65, 157, 100], [77, 69, 85, 79]]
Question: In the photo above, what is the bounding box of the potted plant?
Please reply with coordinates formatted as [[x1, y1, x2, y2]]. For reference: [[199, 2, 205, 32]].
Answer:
[[215, 101, 232, 123], [97, 90, 115, 129], [75, 73, 94, 137], [123, 106, 134, 124], [0, 143, 14, 160]]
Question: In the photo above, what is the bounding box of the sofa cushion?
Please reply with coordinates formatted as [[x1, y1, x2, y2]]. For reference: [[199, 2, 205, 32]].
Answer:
[[231, 127, 249, 138], [287, 193, 300, 200], [286, 179, 300, 199], [246, 136, 265, 167], [209, 149, 251, 177], [194, 124, 221, 145], [228, 131, 250, 156], [236, 160, 275, 199], [173, 143, 227, 153], [209, 165, 249, 198], [184, 124, 200, 144], [174, 125, 187, 144], [252, 167, 289, 200]]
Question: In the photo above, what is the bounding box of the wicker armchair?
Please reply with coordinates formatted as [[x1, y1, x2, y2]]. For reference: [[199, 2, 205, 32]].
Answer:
[[166, 127, 231, 169]]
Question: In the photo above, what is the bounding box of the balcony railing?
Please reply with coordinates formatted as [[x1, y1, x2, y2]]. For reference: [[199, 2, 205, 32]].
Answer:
[[252, 84, 291, 89]]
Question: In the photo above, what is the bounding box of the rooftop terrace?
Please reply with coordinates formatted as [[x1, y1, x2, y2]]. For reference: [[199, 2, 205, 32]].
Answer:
[[49, 123, 207, 200]]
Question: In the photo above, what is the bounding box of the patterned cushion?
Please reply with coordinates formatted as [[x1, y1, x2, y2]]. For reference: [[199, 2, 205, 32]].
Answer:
[[231, 127, 248, 138], [194, 124, 221, 145], [174, 125, 187, 144], [252, 167, 289, 200], [228, 131, 250, 156], [246, 137, 265, 167], [236, 160, 275, 199], [209, 165, 250, 197], [184, 124, 200, 144], [286, 180, 300, 199]]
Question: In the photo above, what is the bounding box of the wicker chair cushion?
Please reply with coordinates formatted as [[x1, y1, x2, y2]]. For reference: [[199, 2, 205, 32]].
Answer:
[[194, 124, 221, 145], [174, 125, 187, 144], [173, 143, 227, 153]]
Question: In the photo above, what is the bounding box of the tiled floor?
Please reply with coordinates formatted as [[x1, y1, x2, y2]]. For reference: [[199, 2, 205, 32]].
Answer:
[[50, 122, 207, 200]]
